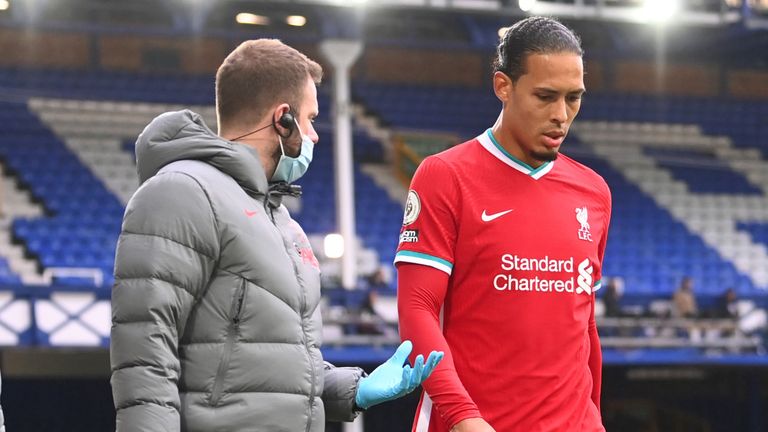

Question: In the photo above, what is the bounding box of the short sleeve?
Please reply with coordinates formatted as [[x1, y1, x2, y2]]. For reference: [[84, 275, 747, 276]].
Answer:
[[394, 156, 460, 276]]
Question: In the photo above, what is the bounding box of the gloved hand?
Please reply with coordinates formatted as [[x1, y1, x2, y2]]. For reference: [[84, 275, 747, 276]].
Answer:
[[355, 340, 444, 409]]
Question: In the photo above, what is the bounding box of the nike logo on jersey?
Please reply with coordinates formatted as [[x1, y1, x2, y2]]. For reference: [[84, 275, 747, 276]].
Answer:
[[244, 209, 258, 217], [481, 209, 514, 222]]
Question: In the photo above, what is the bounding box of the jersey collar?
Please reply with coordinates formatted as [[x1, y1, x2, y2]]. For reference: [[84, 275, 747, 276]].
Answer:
[[478, 128, 555, 180]]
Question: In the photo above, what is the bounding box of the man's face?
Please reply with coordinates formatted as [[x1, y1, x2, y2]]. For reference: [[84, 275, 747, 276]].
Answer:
[[494, 52, 585, 168]]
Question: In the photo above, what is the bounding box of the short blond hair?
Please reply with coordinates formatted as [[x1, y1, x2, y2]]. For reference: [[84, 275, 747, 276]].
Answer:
[[215, 39, 323, 130]]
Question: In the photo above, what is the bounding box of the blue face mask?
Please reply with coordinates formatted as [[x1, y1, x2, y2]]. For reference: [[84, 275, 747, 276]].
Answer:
[[271, 120, 314, 184]]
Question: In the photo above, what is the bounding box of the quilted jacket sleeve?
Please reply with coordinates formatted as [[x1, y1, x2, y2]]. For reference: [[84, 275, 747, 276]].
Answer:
[[110, 172, 219, 432], [322, 362, 365, 422]]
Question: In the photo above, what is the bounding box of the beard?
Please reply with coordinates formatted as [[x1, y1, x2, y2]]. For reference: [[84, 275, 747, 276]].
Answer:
[[530, 148, 559, 164]]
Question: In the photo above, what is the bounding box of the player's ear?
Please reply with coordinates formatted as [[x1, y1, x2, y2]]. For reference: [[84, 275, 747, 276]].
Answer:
[[493, 71, 512, 102]]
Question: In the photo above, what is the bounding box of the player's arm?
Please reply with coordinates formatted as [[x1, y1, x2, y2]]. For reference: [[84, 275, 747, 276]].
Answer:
[[398, 264, 486, 429], [450, 418, 497, 432], [110, 173, 219, 432], [588, 294, 602, 411], [396, 156, 489, 429], [589, 186, 612, 412]]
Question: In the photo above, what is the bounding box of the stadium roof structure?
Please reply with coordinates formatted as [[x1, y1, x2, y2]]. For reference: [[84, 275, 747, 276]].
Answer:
[[0, 0, 765, 68], [1, 0, 767, 31], [300, 0, 768, 25]]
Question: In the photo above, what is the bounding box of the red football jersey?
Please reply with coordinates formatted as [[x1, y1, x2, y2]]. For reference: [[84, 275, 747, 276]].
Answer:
[[395, 129, 611, 432]]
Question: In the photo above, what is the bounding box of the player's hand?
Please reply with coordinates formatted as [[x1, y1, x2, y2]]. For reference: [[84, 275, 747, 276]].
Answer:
[[354, 340, 444, 409], [450, 418, 496, 432]]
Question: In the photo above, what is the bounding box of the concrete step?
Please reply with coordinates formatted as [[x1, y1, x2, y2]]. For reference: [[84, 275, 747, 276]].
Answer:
[[20, 273, 47, 285], [10, 258, 39, 278], [0, 161, 47, 283], [0, 245, 24, 260]]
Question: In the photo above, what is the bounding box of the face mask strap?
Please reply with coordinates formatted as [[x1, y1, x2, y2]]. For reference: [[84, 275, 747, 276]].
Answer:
[[277, 135, 288, 158], [279, 117, 307, 159]]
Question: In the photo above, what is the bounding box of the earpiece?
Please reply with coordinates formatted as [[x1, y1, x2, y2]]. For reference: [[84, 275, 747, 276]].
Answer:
[[278, 111, 295, 130], [272, 107, 296, 139], [230, 108, 296, 142]]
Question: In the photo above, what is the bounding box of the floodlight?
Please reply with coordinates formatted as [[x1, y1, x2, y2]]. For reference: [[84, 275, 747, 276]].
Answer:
[[286, 15, 307, 27], [519, 0, 536, 12], [324, 233, 345, 259], [640, 0, 681, 23], [236, 13, 269, 25], [320, 0, 366, 5], [0, 0, 8, 11]]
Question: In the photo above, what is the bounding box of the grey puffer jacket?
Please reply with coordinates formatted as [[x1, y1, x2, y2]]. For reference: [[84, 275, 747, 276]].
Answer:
[[111, 110, 363, 432]]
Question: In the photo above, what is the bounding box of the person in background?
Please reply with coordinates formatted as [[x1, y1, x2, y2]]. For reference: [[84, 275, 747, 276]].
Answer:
[[672, 276, 699, 318], [715, 287, 738, 319], [604, 277, 623, 318]]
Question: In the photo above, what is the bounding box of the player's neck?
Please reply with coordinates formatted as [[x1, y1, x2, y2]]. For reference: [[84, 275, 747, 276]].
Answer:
[[489, 119, 545, 169]]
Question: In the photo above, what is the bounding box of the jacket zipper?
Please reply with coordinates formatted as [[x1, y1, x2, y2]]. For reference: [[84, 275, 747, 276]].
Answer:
[[269, 207, 316, 432], [298, 253, 315, 432], [209, 278, 247, 406]]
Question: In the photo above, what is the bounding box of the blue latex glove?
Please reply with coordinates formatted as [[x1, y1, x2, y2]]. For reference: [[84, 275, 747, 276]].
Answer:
[[355, 340, 444, 409]]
